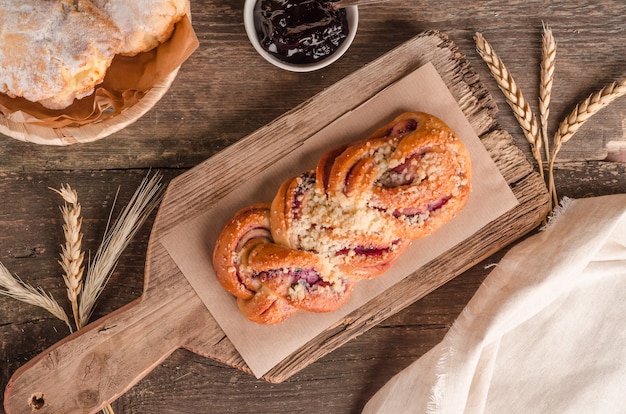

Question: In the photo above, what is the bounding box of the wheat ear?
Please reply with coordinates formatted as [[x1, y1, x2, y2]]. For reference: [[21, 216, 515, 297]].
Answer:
[[52, 185, 118, 414], [78, 172, 164, 328], [474, 32, 544, 179], [0, 262, 72, 331], [539, 22, 556, 163], [51, 185, 85, 330], [548, 77, 626, 204]]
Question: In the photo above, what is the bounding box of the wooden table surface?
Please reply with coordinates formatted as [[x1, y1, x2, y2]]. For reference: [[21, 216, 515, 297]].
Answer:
[[1, 0, 625, 412]]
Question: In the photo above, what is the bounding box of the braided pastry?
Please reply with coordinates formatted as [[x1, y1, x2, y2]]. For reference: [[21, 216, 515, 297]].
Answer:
[[212, 112, 472, 324], [212, 204, 355, 324]]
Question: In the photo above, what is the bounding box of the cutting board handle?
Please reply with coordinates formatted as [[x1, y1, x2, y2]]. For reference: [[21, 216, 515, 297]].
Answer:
[[3, 285, 205, 414]]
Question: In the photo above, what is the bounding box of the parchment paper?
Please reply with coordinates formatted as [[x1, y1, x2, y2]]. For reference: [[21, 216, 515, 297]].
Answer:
[[162, 62, 519, 378]]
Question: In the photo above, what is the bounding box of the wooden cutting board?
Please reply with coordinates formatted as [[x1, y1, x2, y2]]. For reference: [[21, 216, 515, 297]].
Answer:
[[4, 31, 551, 414]]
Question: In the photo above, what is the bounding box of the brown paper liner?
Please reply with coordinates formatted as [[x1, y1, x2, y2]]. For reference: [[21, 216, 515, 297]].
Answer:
[[0, 15, 198, 130], [161, 63, 521, 378]]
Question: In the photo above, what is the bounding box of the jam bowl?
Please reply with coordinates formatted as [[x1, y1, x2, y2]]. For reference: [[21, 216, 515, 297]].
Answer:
[[243, 0, 358, 72]]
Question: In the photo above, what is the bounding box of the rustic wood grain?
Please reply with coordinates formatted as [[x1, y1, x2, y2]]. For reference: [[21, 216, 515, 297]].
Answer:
[[1, 0, 625, 412], [3, 30, 550, 413]]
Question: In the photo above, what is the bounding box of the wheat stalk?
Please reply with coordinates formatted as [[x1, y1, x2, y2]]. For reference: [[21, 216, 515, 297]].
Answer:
[[547, 77, 626, 204], [0, 262, 72, 331], [474, 32, 545, 179], [78, 172, 164, 328], [1, 173, 163, 414], [51, 185, 85, 330], [539, 22, 556, 163], [552, 78, 626, 152]]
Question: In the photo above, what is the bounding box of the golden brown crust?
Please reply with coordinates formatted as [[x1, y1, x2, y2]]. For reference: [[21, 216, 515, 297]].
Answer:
[[269, 173, 316, 248], [236, 288, 296, 325], [367, 112, 472, 239], [213, 203, 354, 324], [334, 238, 412, 279], [270, 171, 408, 280], [325, 135, 400, 200], [212, 203, 272, 300], [212, 112, 472, 324]]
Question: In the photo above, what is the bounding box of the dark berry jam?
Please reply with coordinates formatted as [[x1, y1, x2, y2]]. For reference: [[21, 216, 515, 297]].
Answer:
[[256, 0, 349, 65]]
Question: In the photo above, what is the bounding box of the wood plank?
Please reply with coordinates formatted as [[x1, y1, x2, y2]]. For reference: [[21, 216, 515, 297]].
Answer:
[[4, 31, 550, 414], [1, 1, 624, 413], [0, 2, 624, 173]]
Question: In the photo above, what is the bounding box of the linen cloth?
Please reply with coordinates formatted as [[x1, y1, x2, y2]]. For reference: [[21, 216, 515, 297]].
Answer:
[[363, 195, 626, 414]]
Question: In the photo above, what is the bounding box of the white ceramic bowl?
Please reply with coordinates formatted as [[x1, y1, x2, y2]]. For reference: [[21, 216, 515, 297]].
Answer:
[[243, 0, 358, 72]]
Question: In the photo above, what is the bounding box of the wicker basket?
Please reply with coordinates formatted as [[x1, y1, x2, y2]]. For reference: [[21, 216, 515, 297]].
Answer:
[[0, 67, 179, 146]]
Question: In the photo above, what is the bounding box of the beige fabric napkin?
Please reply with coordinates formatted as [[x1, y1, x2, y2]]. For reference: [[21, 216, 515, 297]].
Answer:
[[364, 194, 626, 414]]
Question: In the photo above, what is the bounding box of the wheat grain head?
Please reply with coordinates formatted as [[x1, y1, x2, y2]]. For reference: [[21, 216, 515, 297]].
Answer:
[[539, 22, 556, 162], [475, 32, 544, 177], [0, 262, 72, 331], [52, 184, 85, 329]]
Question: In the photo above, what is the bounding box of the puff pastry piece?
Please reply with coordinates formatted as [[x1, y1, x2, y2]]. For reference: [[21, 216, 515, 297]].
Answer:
[[92, 0, 188, 55], [0, 0, 122, 109]]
